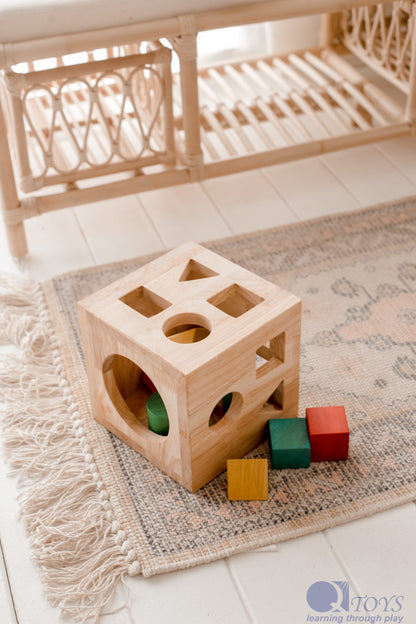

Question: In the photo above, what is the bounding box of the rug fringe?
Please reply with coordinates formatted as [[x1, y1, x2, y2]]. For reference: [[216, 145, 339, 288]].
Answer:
[[0, 272, 140, 623]]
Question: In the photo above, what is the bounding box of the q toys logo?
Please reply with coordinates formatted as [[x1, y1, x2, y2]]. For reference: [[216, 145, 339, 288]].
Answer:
[[305, 581, 405, 624], [307, 581, 350, 615]]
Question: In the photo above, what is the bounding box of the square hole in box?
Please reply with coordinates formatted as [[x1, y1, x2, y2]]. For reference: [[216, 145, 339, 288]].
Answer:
[[120, 286, 171, 318], [208, 283, 264, 318], [256, 332, 285, 378]]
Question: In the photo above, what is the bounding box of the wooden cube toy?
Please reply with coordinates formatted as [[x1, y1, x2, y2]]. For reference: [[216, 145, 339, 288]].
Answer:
[[78, 241, 301, 492], [227, 459, 268, 501], [268, 418, 310, 469], [306, 406, 349, 462]]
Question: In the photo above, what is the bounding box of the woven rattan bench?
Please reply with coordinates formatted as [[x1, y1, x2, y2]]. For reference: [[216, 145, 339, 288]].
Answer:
[[1, 0, 415, 256]]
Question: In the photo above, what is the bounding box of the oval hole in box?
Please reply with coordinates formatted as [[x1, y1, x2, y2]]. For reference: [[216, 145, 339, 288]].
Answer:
[[209, 392, 242, 429], [102, 354, 169, 436], [163, 313, 211, 343]]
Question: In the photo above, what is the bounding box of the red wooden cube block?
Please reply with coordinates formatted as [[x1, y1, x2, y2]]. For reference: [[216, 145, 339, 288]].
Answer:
[[306, 406, 349, 462]]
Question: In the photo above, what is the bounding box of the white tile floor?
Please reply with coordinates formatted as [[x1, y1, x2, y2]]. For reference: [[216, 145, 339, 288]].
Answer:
[[1, 137, 416, 624]]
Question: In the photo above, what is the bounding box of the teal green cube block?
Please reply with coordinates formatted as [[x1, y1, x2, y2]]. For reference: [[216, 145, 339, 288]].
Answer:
[[268, 418, 311, 469]]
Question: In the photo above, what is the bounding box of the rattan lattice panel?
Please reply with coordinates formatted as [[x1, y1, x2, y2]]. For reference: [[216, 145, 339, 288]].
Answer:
[[340, 1, 414, 92], [4, 45, 175, 192]]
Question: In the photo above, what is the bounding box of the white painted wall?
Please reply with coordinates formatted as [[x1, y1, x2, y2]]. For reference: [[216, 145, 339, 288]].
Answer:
[[197, 15, 320, 66], [265, 15, 320, 54]]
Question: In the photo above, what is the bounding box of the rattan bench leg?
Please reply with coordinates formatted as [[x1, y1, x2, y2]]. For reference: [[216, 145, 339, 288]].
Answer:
[[172, 31, 204, 180], [318, 13, 337, 47], [0, 97, 28, 258]]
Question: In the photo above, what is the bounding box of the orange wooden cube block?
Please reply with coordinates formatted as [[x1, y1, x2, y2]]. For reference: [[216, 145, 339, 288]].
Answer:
[[306, 406, 349, 462], [227, 459, 268, 500]]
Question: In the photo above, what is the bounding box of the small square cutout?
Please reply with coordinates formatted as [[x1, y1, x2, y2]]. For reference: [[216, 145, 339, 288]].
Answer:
[[208, 283, 264, 318], [120, 286, 171, 318]]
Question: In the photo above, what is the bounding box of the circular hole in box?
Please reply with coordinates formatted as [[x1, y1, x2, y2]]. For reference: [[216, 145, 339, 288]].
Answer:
[[102, 354, 169, 436], [163, 313, 211, 343], [209, 392, 242, 428]]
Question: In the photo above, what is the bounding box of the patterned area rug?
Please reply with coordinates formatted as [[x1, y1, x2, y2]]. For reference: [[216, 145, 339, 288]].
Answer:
[[1, 198, 416, 622]]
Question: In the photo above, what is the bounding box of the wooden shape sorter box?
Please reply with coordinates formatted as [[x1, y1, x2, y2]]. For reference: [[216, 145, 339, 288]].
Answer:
[[78, 242, 301, 492]]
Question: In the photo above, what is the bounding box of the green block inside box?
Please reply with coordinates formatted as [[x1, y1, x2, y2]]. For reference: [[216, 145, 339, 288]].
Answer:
[[147, 391, 169, 436], [268, 418, 311, 469]]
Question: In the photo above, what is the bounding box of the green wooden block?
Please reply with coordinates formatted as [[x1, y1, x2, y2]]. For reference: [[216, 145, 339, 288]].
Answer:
[[268, 418, 310, 469], [146, 392, 169, 436]]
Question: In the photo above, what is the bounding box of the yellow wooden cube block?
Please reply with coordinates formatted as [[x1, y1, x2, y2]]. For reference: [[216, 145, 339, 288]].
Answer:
[[227, 458, 268, 501]]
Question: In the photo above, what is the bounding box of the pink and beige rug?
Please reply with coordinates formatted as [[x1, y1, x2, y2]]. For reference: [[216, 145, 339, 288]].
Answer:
[[1, 198, 416, 622]]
